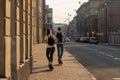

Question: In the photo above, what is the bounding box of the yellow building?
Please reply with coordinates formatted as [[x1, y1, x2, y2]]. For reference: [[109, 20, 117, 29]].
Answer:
[[0, 0, 45, 80]]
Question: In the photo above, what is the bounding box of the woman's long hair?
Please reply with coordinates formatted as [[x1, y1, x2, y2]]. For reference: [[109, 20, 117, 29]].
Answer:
[[46, 29, 51, 36]]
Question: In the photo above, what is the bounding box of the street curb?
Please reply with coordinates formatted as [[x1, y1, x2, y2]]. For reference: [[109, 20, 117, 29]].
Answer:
[[65, 50, 96, 80]]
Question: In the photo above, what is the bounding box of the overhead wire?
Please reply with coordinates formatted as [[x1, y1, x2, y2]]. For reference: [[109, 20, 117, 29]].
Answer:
[[46, 0, 81, 23]]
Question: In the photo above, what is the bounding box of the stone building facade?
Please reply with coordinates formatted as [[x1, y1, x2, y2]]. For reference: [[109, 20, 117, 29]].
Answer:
[[76, 2, 87, 37], [86, 0, 103, 37], [68, 16, 77, 40], [43, 5, 53, 37], [98, 0, 120, 44], [70, 0, 120, 44], [76, 0, 103, 38], [0, 0, 45, 80]]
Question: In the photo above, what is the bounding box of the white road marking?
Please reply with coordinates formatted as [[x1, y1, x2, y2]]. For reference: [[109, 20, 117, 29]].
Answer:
[[83, 46, 120, 61], [112, 78, 120, 80], [99, 51, 105, 55], [113, 58, 120, 60], [98, 45, 120, 51], [105, 54, 114, 58]]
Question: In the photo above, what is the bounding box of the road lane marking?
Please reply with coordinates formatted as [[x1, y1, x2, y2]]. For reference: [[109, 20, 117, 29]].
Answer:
[[83, 46, 120, 61], [113, 58, 120, 60], [98, 45, 120, 51], [112, 78, 120, 80], [105, 54, 114, 58], [99, 51, 105, 55]]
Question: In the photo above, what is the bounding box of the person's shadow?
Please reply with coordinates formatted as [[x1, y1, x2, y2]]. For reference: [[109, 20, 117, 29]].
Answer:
[[31, 65, 50, 74]]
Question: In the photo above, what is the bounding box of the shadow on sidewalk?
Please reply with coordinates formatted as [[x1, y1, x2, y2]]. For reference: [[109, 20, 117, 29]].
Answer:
[[31, 69, 50, 74], [31, 65, 50, 74], [33, 65, 48, 70]]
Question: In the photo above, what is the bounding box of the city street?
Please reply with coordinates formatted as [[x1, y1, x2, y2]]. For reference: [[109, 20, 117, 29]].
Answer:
[[1, 0, 120, 80], [65, 42, 120, 80]]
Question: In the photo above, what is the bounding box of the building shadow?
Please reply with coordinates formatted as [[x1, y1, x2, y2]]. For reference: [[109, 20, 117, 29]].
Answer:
[[31, 65, 51, 74], [31, 69, 50, 74], [33, 65, 48, 70]]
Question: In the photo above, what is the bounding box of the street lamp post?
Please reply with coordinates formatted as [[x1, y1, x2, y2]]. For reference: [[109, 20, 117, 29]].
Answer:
[[105, 3, 108, 43]]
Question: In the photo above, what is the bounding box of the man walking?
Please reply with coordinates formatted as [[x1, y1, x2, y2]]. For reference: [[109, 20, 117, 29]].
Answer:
[[56, 27, 65, 65]]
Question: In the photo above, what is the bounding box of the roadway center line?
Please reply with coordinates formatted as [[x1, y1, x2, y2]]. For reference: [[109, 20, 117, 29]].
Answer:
[[83, 46, 120, 60], [112, 78, 120, 80], [113, 57, 120, 60]]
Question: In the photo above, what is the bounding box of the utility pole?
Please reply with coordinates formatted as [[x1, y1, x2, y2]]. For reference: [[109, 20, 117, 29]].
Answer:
[[105, 3, 108, 43]]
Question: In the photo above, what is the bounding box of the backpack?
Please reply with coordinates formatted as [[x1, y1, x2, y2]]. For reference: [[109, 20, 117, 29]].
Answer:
[[56, 32, 63, 42], [47, 36, 55, 46]]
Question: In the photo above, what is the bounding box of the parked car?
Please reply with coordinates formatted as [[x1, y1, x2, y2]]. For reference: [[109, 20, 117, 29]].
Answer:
[[89, 37, 98, 44], [66, 37, 70, 42], [80, 37, 87, 42], [75, 37, 81, 42]]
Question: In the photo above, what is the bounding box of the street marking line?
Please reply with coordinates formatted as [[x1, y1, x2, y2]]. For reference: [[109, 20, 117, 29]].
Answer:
[[113, 58, 120, 60], [99, 51, 105, 55], [82, 46, 120, 61], [112, 78, 120, 80], [105, 54, 114, 58]]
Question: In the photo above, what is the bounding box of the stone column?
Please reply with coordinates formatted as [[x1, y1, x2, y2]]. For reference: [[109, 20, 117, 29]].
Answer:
[[11, 0, 20, 80], [23, 0, 26, 62], [39, 0, 43, 43], [28, 0, 31, 59], [32, 1, 37, 44], [25, 0, 29, 59], [29, 0, 33, 73], [0, 0, 11, 79], [20, 0, 25, 63], [36, 0, 40, 44]]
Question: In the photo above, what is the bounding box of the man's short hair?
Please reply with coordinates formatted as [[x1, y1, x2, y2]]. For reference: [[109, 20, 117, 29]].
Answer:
[[58, 27, 61, 31]]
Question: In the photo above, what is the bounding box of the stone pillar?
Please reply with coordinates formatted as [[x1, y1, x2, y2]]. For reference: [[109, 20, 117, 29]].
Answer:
[[39, 0, 43, 43], [23, 0, 26, 62], [28, 0, 31, 59], [20, 0, 25, 63], [32, 1, 37, 44], [36, 0, 40, 44], [0, 0, 11, 79], [11, 0, 20, 80], [30, 0, 33, 73], [25, 0, 29, 59]]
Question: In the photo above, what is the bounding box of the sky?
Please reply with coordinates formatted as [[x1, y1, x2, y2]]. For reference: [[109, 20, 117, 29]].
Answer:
[[46, 0, 88, 24]]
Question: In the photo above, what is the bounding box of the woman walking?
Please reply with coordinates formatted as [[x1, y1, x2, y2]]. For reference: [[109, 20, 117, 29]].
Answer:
[[44, 29, 57, 71]]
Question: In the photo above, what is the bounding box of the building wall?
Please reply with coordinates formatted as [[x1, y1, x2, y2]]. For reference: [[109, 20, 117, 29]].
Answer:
[[88, 0, 103, 37], [76, 0, 102, 38], [76, 2, 87, 37], [32, 0, 37, 44], [68, 17, 77, 39], [0, 0, 44, 80], [43, 5, 53, 37], [98, 0, 120, 44], [0, 0, 11, 79]]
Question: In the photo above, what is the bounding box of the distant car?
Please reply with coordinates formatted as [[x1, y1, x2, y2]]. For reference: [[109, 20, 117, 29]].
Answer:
[[66, 37, 70, 42], [75, 37, 80, 42], [80, 37, 87, 42], [89, 37, 98, 44]]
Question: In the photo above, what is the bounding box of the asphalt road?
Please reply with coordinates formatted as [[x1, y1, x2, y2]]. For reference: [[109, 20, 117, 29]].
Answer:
[[65, 42, 120, 80]]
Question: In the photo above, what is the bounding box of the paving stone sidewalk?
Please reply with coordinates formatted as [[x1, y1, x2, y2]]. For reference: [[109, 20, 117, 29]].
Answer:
[[28, 43, 96, 80]]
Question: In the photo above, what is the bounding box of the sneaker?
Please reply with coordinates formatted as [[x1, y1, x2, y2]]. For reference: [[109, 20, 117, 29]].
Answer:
[[48, 63, 54, 71], [58, 59, 63, 65]]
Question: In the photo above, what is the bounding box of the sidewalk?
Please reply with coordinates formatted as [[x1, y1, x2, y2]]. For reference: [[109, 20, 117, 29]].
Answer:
[[28, 43, 96, 80]]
